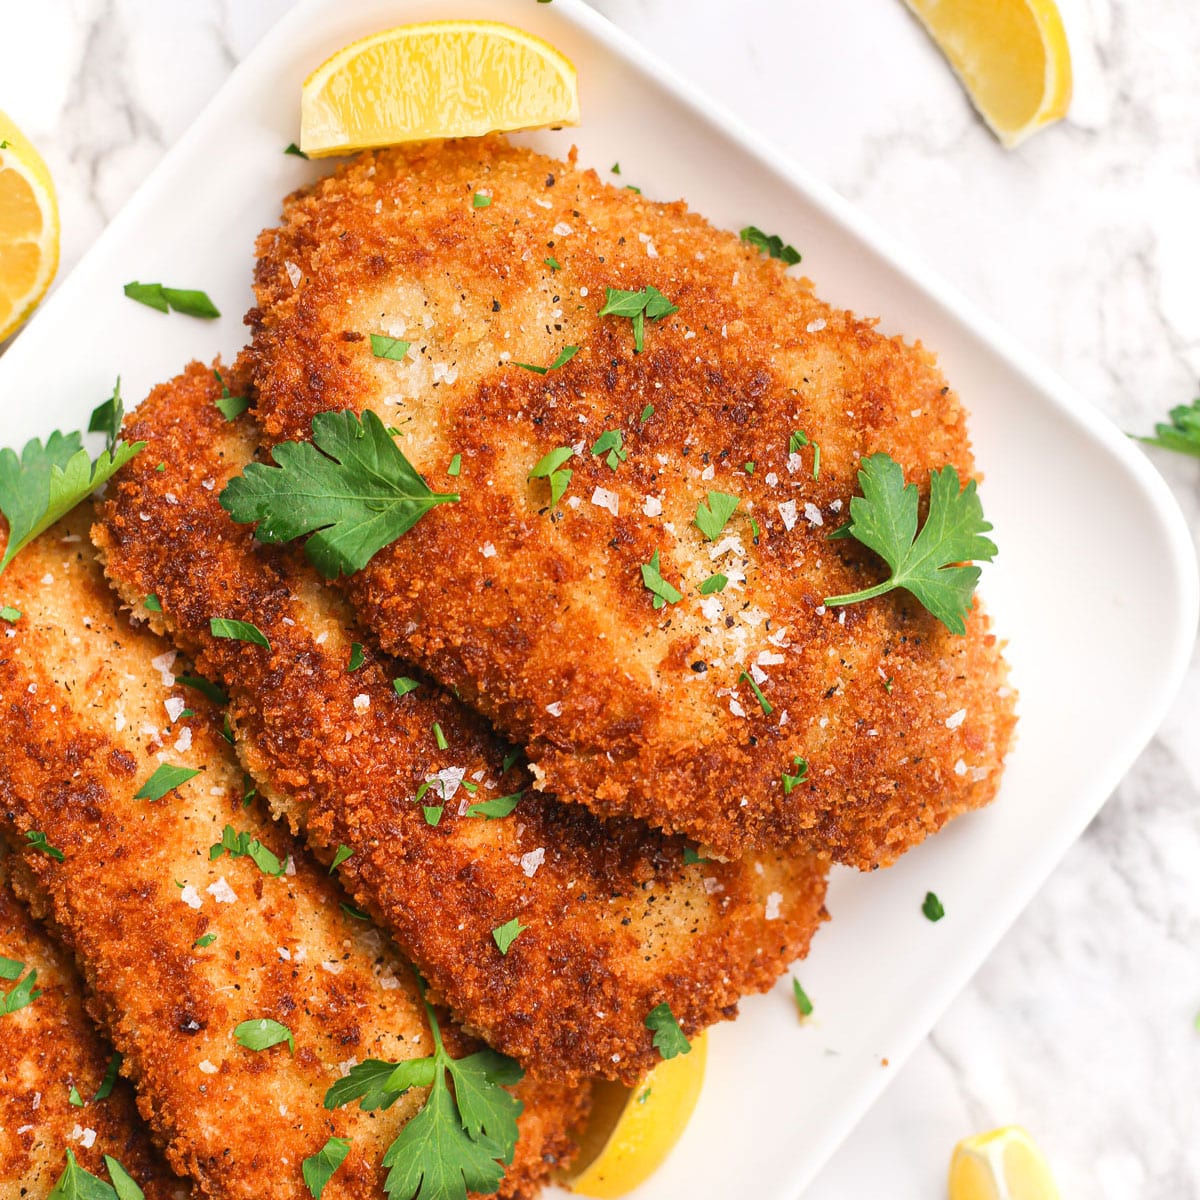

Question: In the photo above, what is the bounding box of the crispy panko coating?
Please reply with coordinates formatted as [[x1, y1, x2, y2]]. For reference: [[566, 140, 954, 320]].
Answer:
[[245, 135, 1017, 866], [0, 849, 187, 1200], [93, 362, 829, 1084], [0, 506, 585, 1200]]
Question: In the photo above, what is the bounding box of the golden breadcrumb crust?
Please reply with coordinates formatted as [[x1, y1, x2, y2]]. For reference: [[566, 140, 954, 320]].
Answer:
[[0, 506, 585, 1200], [93, 362, 829, 1084], [246, 136, 1017, 865], [0, 850, 187, 1200]]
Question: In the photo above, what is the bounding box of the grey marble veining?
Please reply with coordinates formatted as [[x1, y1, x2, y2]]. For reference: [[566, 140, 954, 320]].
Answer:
[[1, 0, 1197, 1195]]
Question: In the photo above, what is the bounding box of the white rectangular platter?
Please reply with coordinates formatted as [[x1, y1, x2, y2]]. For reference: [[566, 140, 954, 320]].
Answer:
[[0, 1, 1194, 1196]]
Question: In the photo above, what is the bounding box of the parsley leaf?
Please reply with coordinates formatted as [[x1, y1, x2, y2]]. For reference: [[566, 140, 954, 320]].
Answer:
[[514, 344, 578, 375], [94, 1051, 122, 1101], [134, 763, 201, 802], [303, 1136, 351, 1200], [792, 978, 814, 1017], [472, 192, 492, 208], [423, 806, 444, 826], [177, 673, 228, 705], [1, 966, 41, 1015], [697, 573, 727, 595], [591, 429, 627, 470], [739, 225, 801, 265], [210, 616, 270, 648], [123, 282, 220, 318], [348, 642, 365, 671], [640, 550, 682, 610], [433, 722, 448, 750], [284, 142, 309, 158], [371, 335, 411, 361], [220, 409, 459, 579], [922, 891, 945, 922], [47, 1149, 116, 1199], [143, 594, 162, 612], [447, 454, 462, 477], [693, 490, 740, 540], [26, 830, 64, 861], [0, 426, 145, 574], [781, 756, 809, 794], [325, 976, 524, 1200], [234, 1017, 295, 1054], [330, 844, 354, 872], [393, 677, 420, 698], [528, 446, 574, 507], [0, 605, 20, 621], [69, 1085, 84, 1107], [597, 286, 678, 353], [102, 1157, 144, 1200], [788, 430, 820, 479], [644, 1002, 690, 1060], [491, 918, 527, 955], [639, 404, 654, 427], [465, 792, 523, 819], [0, 956, 22, 980], [88, 378, 124, 452], [209, 823, 286, 877], [194, 933, 217, 948], [1137, 396, 1200, 457], [738, 670, 773, 716], [824, 453, 996, 635], [544, 256, 561, 271], [213, 369, 251, 421]]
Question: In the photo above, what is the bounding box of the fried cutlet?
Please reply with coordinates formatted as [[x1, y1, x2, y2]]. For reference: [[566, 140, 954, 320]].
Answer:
[[92, 361, 830, 1084], [245, 135, 1017, 866], [0, 505, 584, 1199], [0, 848, 187, 1200]]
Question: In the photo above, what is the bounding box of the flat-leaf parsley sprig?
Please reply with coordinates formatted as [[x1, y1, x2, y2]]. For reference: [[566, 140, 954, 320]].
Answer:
[[1136, 396, 1200, 458], [597, 285, 678, 353], [323, 972, 524, 1200], [220, 409, 459, 579], [825, 453, 996, 635], [0, 382, 145, 574]]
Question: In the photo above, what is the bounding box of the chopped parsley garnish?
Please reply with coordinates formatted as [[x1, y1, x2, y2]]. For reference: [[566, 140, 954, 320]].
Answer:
[[640, 550, 682, 610], [0, 956, 22, 979], [792, 978, 814, 1017], [922, 891, 945, 922], [466, 792, 523, 820], [220, 408, 459, 579], [26, 830, 64, 861], [234, 1017, 295, 1054], [781, 757, 808, 794], [347, 642, 365, 671], [544, 256, 561, 271], [698, 573, 727, 595], [0, 605, 20, 621], [330, 844, 355, 872], [591, 429, 627, 469], [213, 370, 251, 421], [393, 676, 420, 698], [342, 903, 370, 921], [501, 749, 522, 774], [682, 845, 709, 865], [528, 445, 574, 507], [123, 281, 220, 318], [46, 1149, 122, 1199], [472, 192, 492, 208], [433, 722, 448, 750], [492, 918, 527, 955], [738, 670, 773, 716], [104, 1156, 144, 1200], [639, 404, 654, 427], [324, 973, 524, 1199], [739, 225, 801, 265], [644, 1002, 690, 1060], [134, 763, 201, 802], [423, 806, 444, 826], [693, 490, 740, 540], [825, 453, 996, 635], [143, 594, 162, 612], [177, 673, 227, 705], [88, 377, 124, 451], [447, 454, 462, 477], [1, 965, 40, 1015], [743, 461, 755, 474], [597, 285, 678, 353], [788, 430, 821, 479], [209, 823, 286, 877], [285, 142, 309, 158], [1137, 396, 1200, 457], [194, 933, 217, 949], [94, 1052, 122, 1101], [69, 1085, 84, 1107], [625, 184, 642, 194], [611, 161, 620, 173], [303, 1136, 352, 1200], [0, 417, 145, 575], [209, 616, 271, 648], [514, 344, 579, 375], [370, 335, 411, 361]]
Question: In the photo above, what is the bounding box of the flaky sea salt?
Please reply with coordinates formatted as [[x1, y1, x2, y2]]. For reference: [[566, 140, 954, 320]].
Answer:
[[206, 877, 237, 904], [945, 708, 967, 730], [764, 892, 783, 920], [778, 500, 798, 531], [520, 847, 546, 877], [591, 487, 619, 516]]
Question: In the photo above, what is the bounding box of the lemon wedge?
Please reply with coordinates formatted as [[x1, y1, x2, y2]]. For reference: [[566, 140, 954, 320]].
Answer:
[[904, 0, 1072, 148], [949, 1125, 1062, 1200], [300, 20, 580, 158], [569, 1031, 707, 1197], [0, 109, 59, 343]]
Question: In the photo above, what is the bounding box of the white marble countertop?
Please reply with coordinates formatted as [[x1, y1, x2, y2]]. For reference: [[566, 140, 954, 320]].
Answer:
[[2, 1, 1197, 1195]]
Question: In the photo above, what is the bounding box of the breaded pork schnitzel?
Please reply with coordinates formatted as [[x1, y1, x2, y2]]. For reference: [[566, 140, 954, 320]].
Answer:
[[0, 850, 186, 1200], [93, 361, 829, 1084], [245, 136, 1016, 866], [0, 506, 584, 1200]]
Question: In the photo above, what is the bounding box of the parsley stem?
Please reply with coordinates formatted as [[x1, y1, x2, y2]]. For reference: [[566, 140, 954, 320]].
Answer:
[[412, 967, 446, 1057], [824, 579, 896, 608]]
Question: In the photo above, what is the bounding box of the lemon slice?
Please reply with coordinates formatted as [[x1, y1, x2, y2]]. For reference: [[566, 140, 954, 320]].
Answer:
[[300, 20, 580, 158], [570, 1031, 707, 1197], [949, 1125, 1062, 1200], [0, 109, 59, 343], [904, 0, 1072, 148]]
